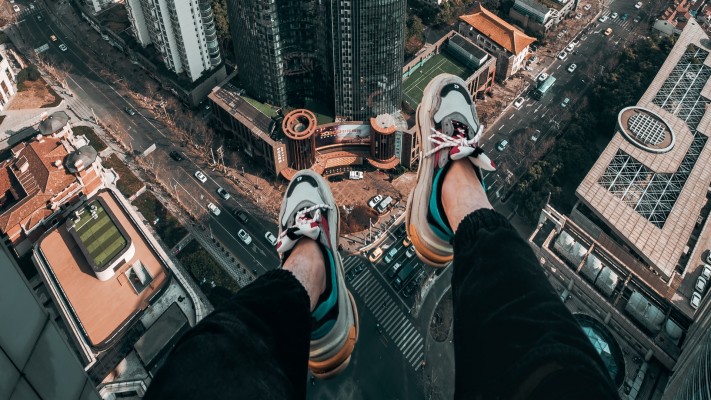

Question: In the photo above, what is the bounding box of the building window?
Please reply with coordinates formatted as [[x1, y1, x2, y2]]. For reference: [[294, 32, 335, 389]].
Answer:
[[126, 260, 153, 294]]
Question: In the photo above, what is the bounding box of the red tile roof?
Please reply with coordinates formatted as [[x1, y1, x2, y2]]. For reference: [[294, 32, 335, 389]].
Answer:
[[460, 4, 536, 55]]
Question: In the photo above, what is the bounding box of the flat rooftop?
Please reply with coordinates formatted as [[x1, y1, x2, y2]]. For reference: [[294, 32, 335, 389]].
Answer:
[[402, 52, 473, 109], [37, 190, 169, 347]]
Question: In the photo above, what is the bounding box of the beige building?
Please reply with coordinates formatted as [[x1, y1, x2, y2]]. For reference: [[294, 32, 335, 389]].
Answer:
[[529, 21, 711, 397], [0, 50, 17, 111]]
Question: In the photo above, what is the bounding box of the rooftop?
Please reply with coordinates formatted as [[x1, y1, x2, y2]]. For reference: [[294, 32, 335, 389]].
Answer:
[[449, 33, 489, 61], [459, 4, 536, 55], [576, 22, 711, 282], [36, 190, 169, 347], [516, 0, 553, 14]]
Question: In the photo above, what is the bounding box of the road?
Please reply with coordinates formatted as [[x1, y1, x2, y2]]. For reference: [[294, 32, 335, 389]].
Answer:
[[12, 7, 281, 271], [476, 0, 650, 197]]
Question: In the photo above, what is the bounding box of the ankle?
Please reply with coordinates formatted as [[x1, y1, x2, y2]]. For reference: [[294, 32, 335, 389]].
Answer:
[[283, 239, 326, 311], [441, 159, 493, 233]]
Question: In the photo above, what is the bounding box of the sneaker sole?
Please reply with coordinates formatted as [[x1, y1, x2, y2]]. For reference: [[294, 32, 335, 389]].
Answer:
[[283, 170, 359, 378], [406, 74, 468, 268]]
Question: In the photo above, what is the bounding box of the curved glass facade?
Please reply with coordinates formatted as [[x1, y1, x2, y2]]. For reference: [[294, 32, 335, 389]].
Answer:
[[574, 314, 626, 387]]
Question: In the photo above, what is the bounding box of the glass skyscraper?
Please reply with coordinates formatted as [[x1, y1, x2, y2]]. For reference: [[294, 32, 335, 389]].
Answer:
[[227, 0, 405, 120]]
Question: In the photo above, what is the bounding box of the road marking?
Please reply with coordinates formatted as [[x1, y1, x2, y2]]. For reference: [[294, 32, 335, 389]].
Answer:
[[498, 124, 505, 130]]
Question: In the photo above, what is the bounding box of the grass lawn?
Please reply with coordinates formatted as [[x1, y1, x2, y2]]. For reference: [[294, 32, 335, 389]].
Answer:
[[133, 191, 188, 248], [72, 200, 127, 268], [402, 52, 472, 108], [178, 240, 241, 307], [243, 95, 279, 118], [73, 126, 107, 152], [102, 154, 145, 198]]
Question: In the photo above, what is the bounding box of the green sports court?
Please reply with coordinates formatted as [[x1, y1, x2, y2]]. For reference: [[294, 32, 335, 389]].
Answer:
[[72, 200, 128, 269], [402, 53, 474, 109]]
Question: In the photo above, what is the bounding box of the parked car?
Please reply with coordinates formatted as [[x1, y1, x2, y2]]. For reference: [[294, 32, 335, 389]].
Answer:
[[264, 231, 277, 246], [529, 55, 539, 63], [384, 247, 399, 264], [496, 139, 509, 151], [194, 170, 208, 183], [566, 43, 575, 52], [349, 170, 363, 180], [691, 292, 702, 309], [216, 187, 231, 200], [635, 1, 643, 8], [50, 34, 58, 41], [207, 202, 221, 216], [531, 133, 540, 142], [169, 151, 183, 161], [387, 262, 403, 279], [575, 13, 582, 19], [620, 13, 629, 21], [375, 196, 394, 214], [557, 51, 568, 60], [598, 15, 608, 22], [124, 106, 137, 116], [406, 248, 415, 258], [604, 28, 613, 36], [513, 97, 525, 109], [369, 247, 383, 263], [696, 276, 707, 292], [368, 194, 384, 209], [583, 4, 592, 10], [537, 72, 549, 82], [561, 98, 570, 108], [702, 264, 711, 280], [568, 63, 577, 73], [58, 44, 68, 52], [234, 210, 249, 224], [403, 237, 412, 247], [610, 12, 618, 19], [13, 5, 20, 12], [238, 229, 252, 245]]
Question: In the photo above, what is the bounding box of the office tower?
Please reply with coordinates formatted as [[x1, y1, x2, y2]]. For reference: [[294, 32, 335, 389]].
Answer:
[[125, 0, 222, 82], [227, 0, 406, 120]]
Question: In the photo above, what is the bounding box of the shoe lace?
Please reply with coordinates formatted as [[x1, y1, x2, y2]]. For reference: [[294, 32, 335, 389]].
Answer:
[[277, 204, 331, 254], [424, 127, 496, 171]]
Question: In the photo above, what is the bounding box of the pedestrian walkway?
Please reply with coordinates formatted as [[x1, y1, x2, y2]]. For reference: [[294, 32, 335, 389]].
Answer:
[[344, 256, 425, 370]]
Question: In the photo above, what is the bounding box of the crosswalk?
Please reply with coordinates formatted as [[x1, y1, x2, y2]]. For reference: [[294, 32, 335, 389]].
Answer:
[[343, 256, 425, 370], [597, 10, 639, 31]]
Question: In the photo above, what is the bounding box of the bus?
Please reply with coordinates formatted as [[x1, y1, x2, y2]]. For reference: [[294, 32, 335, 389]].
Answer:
[[533, 75, 556, 100]]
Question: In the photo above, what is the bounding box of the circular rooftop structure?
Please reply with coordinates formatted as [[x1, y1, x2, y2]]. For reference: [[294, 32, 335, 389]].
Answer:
[[282, 109, 317, 140], [66, 145, 98, 173], [574, 314, 626, 387], [618, 106, 674, 153], [39, 111, 70, 136]]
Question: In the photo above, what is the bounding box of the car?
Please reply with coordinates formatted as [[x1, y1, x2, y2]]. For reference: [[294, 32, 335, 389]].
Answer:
[[169, 151, 183, 161], [58, 44, 68, 52], [557, 51, 568, 60], [556, 32, 565, 39], [403, 237, 412, 247], [194, 170, 208, 183], [29, 3, 35, 9], [575, 13, 582, 19], [264, 231, 277, 246], [124, 106, 136, 116], [238, 229, 252, 245], [610, 12, 618, 19], [384, 247, 399, 264], [583, 4, 591, 10], [568, 63, 577, 73], [387, 262, 403, 279], [696, 276, 707, 292], [50, 35, 58, 41], [620, 13, 629, 21], [376, 323, 384, 334], [604, 28, 613, 36], [572, 39, 580, 47], [598, 15, 608, 22], [537, 72, 549, 82], [207, 202, 221, 216], [566, 43, 575, 52], [36, 14, 43, 21], [531, 133, 540, 142], [691, 292, 702, 309], [216, 187, 230, 200], [635, 1, 643, 8], [513, 97, 525, 109], [349, 170, 363, 180], [375, 196, 393, 214], [561, 98, 570, 108], [406, 247, 415, 258], [529, 55, 539, 63], [234, 210, 249, 224], [369, 247, 383, 263], [701, 264, 711, 280], [368, 194, 384, 209], [496, 139, 509, 151], [13, 5, 20, 12], [633, 16, 642, 23]]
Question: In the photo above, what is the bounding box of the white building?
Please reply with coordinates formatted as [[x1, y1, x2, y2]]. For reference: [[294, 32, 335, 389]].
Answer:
[[87, 0, 116, 13], [125, 0, 221, 82], [0, 51, 17, 112]]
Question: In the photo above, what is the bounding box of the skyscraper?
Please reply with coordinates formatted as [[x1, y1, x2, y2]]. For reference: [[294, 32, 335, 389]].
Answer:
[[125, 0, 222, 82], [227, 0, 406, 120]]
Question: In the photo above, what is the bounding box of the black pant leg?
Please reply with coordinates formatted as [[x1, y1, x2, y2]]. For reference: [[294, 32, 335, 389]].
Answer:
[[451, 209, 619, 399], [144, 269, 311, 400]]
